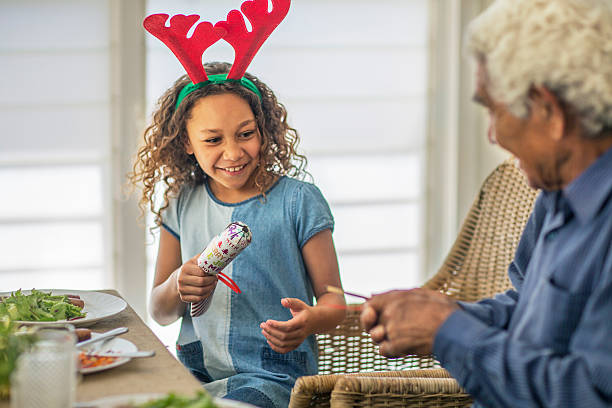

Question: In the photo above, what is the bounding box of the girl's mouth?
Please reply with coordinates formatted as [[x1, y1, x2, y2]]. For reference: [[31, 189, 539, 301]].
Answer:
[[219, 163, 247, 174]]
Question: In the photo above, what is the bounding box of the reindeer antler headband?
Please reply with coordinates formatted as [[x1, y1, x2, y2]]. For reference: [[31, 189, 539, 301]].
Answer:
[[143, 0, 290, 110]]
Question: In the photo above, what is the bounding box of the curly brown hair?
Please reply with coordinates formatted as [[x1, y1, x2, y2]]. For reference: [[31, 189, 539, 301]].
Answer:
[[128, 61, 308, 229]]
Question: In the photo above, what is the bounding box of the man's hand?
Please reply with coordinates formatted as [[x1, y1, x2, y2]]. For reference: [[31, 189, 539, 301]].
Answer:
[[260, 298, 314, 354], [360, 288, 459, 357], [176, 254, 218, 303]]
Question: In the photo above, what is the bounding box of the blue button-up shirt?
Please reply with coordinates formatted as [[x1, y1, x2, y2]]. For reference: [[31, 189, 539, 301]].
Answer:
[[434, 146, 612, 407]]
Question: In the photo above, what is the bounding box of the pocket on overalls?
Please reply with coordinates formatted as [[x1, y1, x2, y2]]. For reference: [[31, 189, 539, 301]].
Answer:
[[261, 345, 310, 378], [176, 340, 214, 383]]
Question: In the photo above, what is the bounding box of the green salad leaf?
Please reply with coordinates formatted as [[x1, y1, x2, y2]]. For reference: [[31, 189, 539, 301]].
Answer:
[[0, 289, 86, 322], [136, 391, 218, 408], [0, 317, 37, 399]]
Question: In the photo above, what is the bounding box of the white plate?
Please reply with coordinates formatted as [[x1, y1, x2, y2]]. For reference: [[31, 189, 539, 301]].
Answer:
[[0, 289, 127, 327], [79, 332, 137, 374], [76, 393, 257, 407]]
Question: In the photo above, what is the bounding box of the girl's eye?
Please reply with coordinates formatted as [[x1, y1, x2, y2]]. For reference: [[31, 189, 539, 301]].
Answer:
[[204, 137, 221, 143], [240, 130, 256, 139]]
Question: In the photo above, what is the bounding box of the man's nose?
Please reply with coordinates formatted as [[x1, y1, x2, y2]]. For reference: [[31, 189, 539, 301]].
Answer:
[[487, 113, 497, 145]]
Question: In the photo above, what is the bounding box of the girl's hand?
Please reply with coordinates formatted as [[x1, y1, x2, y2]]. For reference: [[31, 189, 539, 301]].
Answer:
[[176, 254, 218, 303], [260, 298, 314, 354]]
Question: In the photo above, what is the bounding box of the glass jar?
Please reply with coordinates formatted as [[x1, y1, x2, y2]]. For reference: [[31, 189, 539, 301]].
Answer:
[[10, 325, 77, 408]]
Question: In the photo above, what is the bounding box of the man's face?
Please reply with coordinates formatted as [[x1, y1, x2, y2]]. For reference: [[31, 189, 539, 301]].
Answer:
[[473, 62, 564, 190]]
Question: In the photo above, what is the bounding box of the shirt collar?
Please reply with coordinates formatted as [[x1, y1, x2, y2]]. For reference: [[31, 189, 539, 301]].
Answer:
[[563, 145, 612, 224]]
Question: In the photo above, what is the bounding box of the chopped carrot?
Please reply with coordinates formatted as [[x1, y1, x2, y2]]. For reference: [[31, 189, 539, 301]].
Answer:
[[79, 352, 118, 369]]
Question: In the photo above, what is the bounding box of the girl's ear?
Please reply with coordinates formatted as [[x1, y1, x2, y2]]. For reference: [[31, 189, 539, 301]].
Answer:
[[184, 138, 194, 155]]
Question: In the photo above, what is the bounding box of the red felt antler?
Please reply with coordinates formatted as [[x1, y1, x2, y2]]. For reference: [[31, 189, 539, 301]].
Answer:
[[216, 0, 291, 80], [143, 14, 226, 83]]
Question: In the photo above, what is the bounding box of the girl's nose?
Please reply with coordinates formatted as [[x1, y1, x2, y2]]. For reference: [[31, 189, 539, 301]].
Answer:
[[223, 140, 243, 161]]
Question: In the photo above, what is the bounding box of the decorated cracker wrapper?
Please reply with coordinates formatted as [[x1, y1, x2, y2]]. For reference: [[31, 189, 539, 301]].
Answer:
[[197, 221, 252, 274], [191, 222, 252, 316]]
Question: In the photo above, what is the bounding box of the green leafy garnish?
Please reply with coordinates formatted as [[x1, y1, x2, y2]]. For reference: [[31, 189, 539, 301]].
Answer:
[[136, 391, 218, 408], [0, 317, 37, 399], [0, 289, 86, 322]]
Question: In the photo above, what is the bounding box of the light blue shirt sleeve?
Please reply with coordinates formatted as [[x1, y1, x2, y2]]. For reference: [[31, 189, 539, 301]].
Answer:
[[291, 182, 334, 249], [161, 191, 181, 240]]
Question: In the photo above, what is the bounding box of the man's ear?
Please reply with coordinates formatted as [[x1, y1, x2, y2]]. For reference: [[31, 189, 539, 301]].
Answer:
[[528, 85, 565, 141]]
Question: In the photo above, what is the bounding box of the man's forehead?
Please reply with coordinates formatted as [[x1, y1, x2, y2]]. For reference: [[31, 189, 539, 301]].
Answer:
[[473, 61, 489, 102], [475, 61, 488, 90]]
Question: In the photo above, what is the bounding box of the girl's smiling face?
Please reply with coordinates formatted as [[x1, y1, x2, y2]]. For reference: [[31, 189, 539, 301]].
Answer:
[[185, 93, 262, 202]]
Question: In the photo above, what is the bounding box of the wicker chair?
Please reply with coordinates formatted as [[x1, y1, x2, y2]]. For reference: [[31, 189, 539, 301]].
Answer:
[[288, 158, 539, 408], [331, 375, 472, 408]]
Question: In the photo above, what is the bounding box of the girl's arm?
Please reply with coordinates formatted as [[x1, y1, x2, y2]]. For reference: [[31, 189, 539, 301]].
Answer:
[[150, 228, 217, 325], [150, 228, 185, 325], [301, 228, 346, 332], [260, 229, 346, 353]]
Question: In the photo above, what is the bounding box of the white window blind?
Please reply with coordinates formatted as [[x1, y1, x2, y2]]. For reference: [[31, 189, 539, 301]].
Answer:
[[0, 0, 501, 349], [0, 1, 112, 291], [145, 0, 429, 346]]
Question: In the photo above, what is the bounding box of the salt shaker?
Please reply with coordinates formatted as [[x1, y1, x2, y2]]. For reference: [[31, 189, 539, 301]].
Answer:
[[11, 325, 77, 408]]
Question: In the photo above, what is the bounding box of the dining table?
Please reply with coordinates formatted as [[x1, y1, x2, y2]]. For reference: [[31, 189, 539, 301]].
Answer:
[[0, 289, 204, 408]]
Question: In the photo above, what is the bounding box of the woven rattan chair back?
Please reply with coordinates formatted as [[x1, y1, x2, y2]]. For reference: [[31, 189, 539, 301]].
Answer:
[[422, 157, 539, 300], [316, 158, 538, 375], [290, 158, 539, 407], [316, 307, 440, 375]]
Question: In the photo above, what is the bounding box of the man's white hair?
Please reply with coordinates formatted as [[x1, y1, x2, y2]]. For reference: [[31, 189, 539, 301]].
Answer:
[[466, 0, 612, 137]]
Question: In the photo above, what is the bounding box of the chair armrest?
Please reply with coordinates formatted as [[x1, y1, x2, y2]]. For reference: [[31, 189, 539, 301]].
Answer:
[[289, 373, 342, 408], [288, 368, 454, 408], [331, 376, 473, 408]]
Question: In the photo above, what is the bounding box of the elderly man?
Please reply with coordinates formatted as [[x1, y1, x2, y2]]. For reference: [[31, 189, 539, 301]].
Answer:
[[361, 0, 612, 407]]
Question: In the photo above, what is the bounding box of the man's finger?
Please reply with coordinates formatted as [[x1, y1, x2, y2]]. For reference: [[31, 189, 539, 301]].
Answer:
[[360, 304, 378, 332], [378, 340, 402, 358], [378, 335, 412, 358], [369, 324, 386, 343]]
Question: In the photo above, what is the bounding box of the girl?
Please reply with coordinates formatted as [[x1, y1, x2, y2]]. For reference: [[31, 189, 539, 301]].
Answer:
[[129, 61, 346, 408]]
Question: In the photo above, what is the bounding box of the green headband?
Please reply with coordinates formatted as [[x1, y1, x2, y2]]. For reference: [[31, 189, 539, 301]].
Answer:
[[175, 74, 262, 110]]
